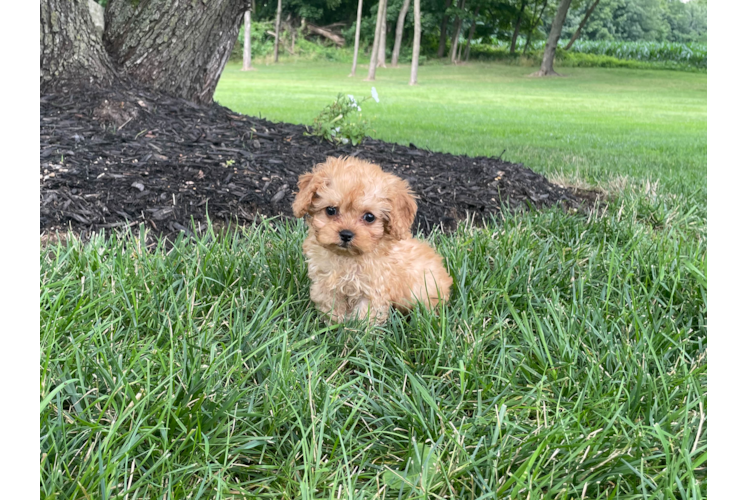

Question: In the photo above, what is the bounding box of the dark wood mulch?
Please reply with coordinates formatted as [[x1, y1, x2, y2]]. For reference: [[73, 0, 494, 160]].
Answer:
[[40, 84, 598, 242]]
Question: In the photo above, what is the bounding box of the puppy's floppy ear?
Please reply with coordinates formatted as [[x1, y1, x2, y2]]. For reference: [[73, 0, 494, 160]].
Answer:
[[385, 178, 417, 240], [292, 171, 326, 218]]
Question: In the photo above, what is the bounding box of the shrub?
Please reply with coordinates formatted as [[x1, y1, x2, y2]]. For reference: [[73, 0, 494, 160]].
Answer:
[[310, 91, 378, 146]]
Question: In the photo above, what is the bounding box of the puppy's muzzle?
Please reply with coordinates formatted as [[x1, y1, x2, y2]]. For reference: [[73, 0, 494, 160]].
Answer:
[[339, 230, 354, 247]]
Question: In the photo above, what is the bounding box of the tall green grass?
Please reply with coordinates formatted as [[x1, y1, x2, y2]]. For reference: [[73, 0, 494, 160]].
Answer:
[[565, 40, 707, 68], [41, 188, 707, 497], [468, 38, 706, 69]]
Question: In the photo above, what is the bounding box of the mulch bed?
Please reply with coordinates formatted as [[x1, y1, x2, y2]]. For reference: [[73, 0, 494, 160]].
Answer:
[[40, 84, 599, 243]]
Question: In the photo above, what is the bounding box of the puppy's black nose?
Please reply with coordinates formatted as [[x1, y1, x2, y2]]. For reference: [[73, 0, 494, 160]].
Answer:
[[339, 230, 354, 243]]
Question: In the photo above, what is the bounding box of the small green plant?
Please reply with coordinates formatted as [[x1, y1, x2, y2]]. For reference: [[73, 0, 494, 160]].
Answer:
[[310, 90, 378, 146]]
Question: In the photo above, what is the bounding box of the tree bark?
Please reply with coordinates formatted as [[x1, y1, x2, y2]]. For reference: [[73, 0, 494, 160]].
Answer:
[[532, 0, 571, 76], [40, 0, 116, 91], [409, 0, 421, 85], [377, 0, 388, 68], [464, 6, 479, 62], [391, 0, 411, 66], [564, 0, 600, 50], [510, 1, 527, 54], [449, 0, 466, 64], [350, 0, 364, 76], [242, 10, 254, 71], [273, 0, 282, 62], [523, 0, 548, 55], [103, 0, 246, 104], [366, 0, 386, 81], [437, 0, 453, 58]]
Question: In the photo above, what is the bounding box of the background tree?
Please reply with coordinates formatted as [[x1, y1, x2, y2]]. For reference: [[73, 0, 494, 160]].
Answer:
[[463, 5, 480, 61], [410, 0, 421, 84], [510, 0, 527, 54], [564, 0, 601, 49], [377, 0, 389, 67], [366, 0, 387, 80], [350, 0, 364, 75], [560, 0, 705, 43], [391, 0, 411, 66], [449, 0, 467, 63], [523, 0, 548, 54], [532, 0, 572, 76], [273, 0, 282, 62], [437, 0, 454, 58], [242, 7, 255, 71]]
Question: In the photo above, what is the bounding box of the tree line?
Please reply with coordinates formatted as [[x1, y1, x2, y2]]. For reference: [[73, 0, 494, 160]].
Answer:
[[247, 0, 706, 56]]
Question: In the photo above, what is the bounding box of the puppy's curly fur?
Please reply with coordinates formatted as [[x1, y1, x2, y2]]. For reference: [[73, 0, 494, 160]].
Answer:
[[292, 156, 452, 324]]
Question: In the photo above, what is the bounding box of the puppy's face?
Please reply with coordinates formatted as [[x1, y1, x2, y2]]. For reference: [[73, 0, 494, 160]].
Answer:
[[292, 157, 417, 256]]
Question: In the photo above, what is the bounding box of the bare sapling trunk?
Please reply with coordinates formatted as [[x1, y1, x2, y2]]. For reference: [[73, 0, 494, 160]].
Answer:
[[449, 0, 466, 64], [377, 0, 388, 67], [366, 0, 386, 80], [437, 0, 453, 58], [273, 0, 282, 62], [391, 0, 411, 66], [41, 0, 117, 90], [510, 1, 527, 54], [285, 13, 295, 53], [350, 0, 364, 76], [532, 0, 572, 76], [564, 0, 600, 50], [523, 0, 548, 55], [464, 6, 479, 61], [103, 0, 246, 104], [242, 10, 254, 70], [409, 0, 421, 85]]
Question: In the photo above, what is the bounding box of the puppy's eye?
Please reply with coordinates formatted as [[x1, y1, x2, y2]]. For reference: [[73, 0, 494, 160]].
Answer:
[[363, 213, 376, 223], [325, 207, 337, 216]]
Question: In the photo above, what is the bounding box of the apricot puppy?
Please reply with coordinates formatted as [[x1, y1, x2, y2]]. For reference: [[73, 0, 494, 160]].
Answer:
[[292, 156, 452, 325]]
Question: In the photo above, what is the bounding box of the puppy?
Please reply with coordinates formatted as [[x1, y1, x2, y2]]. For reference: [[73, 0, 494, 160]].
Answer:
[[292, 156, 452, 325]]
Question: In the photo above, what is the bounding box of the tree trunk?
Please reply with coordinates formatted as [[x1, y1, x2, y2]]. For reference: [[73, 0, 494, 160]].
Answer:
[[532, 0, 571, 76], [510, 1, 527, 54], [409, 0, 421, 85], [391, 0, 411, 66], [366, 0, 386, 81], [464, 6, 479, 62], [103, 0, 246, 104], [523, 0, 548, 55], [449, 0, 466, 64], [437, 0, 453, 58], [40, 0, 116, 91], [242, 10, 254, 71], [377, 0, 388, 68], [273, 0, 282, 62], [307, 24, 345, 46], [350, 0, 364, 76], [564, 0, 600, 50]]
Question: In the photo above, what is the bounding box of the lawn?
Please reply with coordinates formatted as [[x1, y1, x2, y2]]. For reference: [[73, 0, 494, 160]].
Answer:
[[41, 62, 707, 499], [215, 61, 706, 199]]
